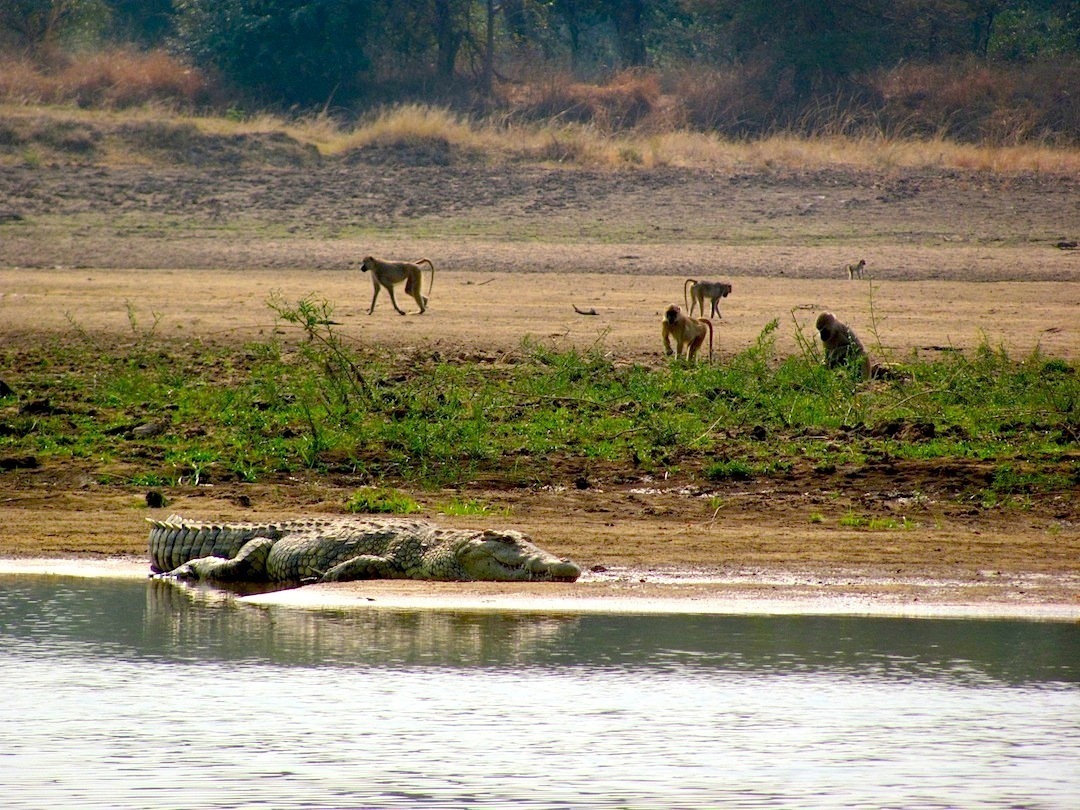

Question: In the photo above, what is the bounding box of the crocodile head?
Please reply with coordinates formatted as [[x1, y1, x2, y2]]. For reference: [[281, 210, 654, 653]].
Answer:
[[449, 529, 581, 582]]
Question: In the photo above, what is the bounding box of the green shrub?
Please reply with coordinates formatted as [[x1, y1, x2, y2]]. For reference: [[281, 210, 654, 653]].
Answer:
[[345, 487, 420, 515]]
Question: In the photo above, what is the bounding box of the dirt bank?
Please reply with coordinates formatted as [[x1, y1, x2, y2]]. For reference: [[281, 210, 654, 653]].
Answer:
[[1, 154, 1077, 613]]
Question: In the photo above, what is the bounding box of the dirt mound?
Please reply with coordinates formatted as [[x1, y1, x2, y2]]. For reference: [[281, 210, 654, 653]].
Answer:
[[0, 112, 320, 167]]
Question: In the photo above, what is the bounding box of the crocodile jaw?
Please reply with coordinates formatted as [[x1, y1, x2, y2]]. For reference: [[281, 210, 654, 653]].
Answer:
[[458, 531, 581, 582]]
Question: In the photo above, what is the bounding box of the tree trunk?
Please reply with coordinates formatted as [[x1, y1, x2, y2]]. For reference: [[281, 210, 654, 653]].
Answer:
[[483, 0, 495, 95], [614, 0, 646, 67], [434, 0, 459, 79]]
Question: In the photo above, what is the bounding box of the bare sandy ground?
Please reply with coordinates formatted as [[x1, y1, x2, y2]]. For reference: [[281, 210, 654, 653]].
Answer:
[[3, 264, 1076, 361]]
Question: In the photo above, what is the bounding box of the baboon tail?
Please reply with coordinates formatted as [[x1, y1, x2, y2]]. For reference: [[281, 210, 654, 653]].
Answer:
[[416, 258, 434, 297], [684, 278, 697, 311], [702, 318, 714, 362]]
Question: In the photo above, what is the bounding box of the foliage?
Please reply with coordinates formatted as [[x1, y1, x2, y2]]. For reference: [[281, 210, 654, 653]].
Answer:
[[345, 486, 421, 514], [172, 0, 375, 106], [0, 0, 110, 50], [439, 497, 510, 516], [2, 299, 1075, 510], [3, 2, 1080, 141], [105, 0, 173, 45]]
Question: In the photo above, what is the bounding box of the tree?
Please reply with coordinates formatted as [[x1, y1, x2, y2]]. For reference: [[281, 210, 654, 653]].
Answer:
[[173, 0, 375, 107], [433, 0, 468, 78], [0, 0, 109, 50], [610, 0, 647, 66], [105, 0, 173, 44], [547, 0, 648, 71]]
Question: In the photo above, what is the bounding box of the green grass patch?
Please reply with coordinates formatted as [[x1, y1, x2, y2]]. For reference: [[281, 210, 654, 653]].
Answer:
[[839, 513, 916, 531], [1, 296, 1076, 505], [344, 487, 421, 515], [704, 460, 753, 481], [438, 498, 511, 517], [989, 464, 1077, 494]]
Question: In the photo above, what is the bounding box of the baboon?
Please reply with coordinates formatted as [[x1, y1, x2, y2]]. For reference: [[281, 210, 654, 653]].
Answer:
[[663, 304, 714, 362], [359, 255, 435, 315], [684, 279, 733, 318], [815, 311, 871, 379], [815, 312, 905, 380], [846, 259, 866, 280]]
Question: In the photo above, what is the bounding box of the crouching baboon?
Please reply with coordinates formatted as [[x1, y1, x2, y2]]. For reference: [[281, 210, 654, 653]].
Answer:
[[815, 311, 904, 380], [360, 255, 435, 315], [684, 279, 733, 318], [846, 259, 866, 280], [816, 312, 871, 379], [663, 304, 713, 362]]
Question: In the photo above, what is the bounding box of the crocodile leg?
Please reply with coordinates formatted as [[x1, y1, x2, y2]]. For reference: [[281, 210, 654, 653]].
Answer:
[[319, 554, 399, 582], [159, 537, 276, 582]]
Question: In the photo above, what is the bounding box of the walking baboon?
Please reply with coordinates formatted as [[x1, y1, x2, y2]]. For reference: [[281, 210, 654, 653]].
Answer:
[[815, 312, 871, 379], [684, 279, 733, 318], [663, 304, 714, 362], [359, 255, 435, 315], [846, 259, 866, 280]]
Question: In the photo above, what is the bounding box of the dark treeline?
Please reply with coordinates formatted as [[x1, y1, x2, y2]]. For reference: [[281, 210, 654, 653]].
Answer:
[[2, 1, 1079, 140]]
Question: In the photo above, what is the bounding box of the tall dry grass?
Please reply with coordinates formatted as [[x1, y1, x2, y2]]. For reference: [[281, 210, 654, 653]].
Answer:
[[0, 48, 213, 108], [523, 59, 1080, 148], [4, 99, 1078, 174], [500, 70, 663, 132], [321, 105, 1080, 172], [3, 48, 1079, 147], [873, 59, 1080, 146]]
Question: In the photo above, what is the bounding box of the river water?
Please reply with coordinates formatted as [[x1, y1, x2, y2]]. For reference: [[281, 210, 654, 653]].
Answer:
[[1, 574, 1078, 809]]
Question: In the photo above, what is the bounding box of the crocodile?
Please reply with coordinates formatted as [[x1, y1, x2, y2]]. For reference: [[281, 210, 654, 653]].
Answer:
[[148, 514, 581, 584]]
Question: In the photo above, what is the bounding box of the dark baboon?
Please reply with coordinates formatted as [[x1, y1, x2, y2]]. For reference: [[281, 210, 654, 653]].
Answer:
[[816, 312, 871, 379]]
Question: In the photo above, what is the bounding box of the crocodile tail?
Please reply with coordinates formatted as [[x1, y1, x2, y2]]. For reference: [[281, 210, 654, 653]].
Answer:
[[146, 515, 281, 575]]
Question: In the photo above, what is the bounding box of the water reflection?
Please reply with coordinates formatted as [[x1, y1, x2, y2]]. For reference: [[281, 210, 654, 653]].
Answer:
[[3, 575, 1077, 684]]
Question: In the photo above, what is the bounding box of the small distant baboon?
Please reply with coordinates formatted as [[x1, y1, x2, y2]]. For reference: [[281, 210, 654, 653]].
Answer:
[[684, 279, 733, 318], [359, 255, 435, 315], [663, 304, 714, 362], [846, 259, 866, 280], [815, 312, 871, 379]]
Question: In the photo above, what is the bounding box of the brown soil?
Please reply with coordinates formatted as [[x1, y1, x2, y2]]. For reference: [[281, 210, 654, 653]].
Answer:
[[1, 150, 1078, 613]]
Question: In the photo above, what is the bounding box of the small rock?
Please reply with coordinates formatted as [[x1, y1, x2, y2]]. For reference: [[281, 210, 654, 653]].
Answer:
[[131, 422, 166, 438]]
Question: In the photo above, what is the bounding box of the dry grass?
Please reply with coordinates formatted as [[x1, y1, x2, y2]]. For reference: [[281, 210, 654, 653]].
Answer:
[[329, 104, 486, 153], [299, 104, 1080, 173], [0, 48, 212, 108], [3, 48, 1079, 150], [3, 98, 1079, 174], [502, 70, 662, 132], [874, 59, 1080, 146]]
